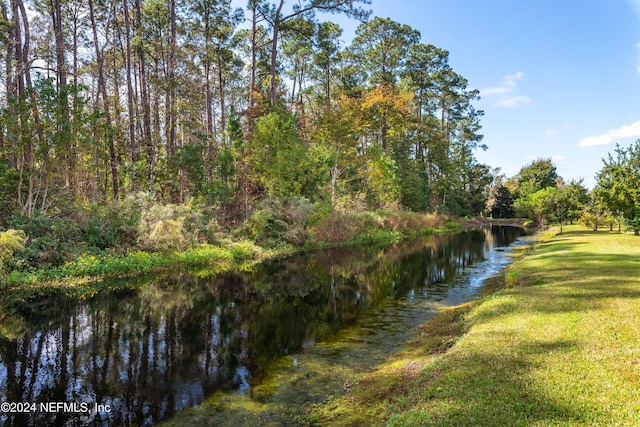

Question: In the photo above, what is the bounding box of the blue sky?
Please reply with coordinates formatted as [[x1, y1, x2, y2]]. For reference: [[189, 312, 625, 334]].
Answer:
[[233, 0, 640, 187]]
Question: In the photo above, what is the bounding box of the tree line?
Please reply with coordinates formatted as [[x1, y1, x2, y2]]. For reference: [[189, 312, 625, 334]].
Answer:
[[0, 0, 493, 228], [485, 141, 640, 236]]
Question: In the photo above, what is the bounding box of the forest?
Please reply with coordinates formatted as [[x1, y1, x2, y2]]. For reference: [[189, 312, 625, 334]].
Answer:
[[0, 0, 491, 271], [0, 0, 489, 215], [0, 0, 638, 280]]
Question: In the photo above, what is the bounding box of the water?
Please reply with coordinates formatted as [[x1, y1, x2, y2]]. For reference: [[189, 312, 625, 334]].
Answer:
[[0, 225, 525, 426]]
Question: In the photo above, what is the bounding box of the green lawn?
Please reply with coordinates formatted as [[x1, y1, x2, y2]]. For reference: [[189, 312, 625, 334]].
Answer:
[[308, 226, 640, 426]]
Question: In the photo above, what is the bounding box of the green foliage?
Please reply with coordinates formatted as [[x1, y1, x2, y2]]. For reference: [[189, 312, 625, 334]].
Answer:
[[509, 157, 558, 199], [349, 16, 421, 86], [311, 209, 442, 244], [524, 184, 587, 232], [2, 200, 141, 271], [80, 201, 140, 249], [162, 143, 207, 200], [238, 197, 315, 247], [149, 219, 187, 251], [511, 163, 582, 224], [226, 105, 244, 151], [0, 160, 19, 226], [446, 162, 493, 216], [137, 202, 208, 251], [248, 110, 310, 198], [594, 141, 640, 234], [485, 180, 515, 218], [310, 97, 364, 206], [397, 161, 430, 212], [580, 205, 615, 231], [6, 238, 262, 287], [563, 179, 590, 223], [0, 229, 27, 274], [9, 213, 84, 268], [366, 148, 401, 208], [218, 146, 235, 186]]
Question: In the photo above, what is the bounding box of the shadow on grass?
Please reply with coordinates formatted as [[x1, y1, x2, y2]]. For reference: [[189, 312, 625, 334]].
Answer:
[[385, 339, 585, 427], [382, 230, 640, 426], [473, 267, 640, 326]]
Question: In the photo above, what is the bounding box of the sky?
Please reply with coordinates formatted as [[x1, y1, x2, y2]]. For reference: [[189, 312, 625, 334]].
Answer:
[[231, 0, 640, 187]]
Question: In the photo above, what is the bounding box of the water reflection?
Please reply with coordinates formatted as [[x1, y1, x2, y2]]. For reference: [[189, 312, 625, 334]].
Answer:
[[0, 226, 523, 426]]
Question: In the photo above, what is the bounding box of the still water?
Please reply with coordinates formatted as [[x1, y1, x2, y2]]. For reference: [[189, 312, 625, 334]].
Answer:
[[0, 226, 525, 426]]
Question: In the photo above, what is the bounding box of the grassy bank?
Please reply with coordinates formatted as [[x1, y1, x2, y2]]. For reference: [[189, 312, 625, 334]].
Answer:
[[0, 210, 451, 302], [1, 239, 271, 302], [306, 225, 640, 426]]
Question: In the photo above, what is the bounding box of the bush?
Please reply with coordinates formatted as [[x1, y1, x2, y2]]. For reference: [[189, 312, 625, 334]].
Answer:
[[334, 193, 367, 213], [138, 204, 185, 251], [238, 197, 315, 247], [0, 229, 27, 273], [149, 219, 187, 251], [382, 210, 441, 234], [79, 200, 140, 250], [312, 210, 445, 244], [312, 212, 360, 243], [9, 213, 84, 268], [0, 160, 19, 227], [137, 202, 212, 251]]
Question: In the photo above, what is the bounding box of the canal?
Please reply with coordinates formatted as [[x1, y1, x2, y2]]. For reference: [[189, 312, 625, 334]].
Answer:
[[0, 225, 526, 426]]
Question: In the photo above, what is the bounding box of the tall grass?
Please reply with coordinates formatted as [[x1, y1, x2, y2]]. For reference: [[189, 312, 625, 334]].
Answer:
[[5, 241, 262, 288]]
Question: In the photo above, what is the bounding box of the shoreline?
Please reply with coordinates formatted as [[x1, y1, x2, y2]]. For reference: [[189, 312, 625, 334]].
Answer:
[[306, 225, 640, 426], [1, 216, 466, 304]]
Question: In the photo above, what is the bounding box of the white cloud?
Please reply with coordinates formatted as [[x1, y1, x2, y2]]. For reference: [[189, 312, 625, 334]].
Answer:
[[482, 72, 530, 108], [545, 123, 572, 137], [493, 96, 532, 108], [552, 155, 568, 165], [481, 71, 525, 96], [578, 119, 640, 147], [504, 71, 525, 85], [481, 86, 511, 96]]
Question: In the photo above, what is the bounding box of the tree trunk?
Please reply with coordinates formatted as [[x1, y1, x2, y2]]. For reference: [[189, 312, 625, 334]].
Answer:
[[248, 0, 258, 111], [216, 51, 226, 143], [167, 0, 177, 155], [51, 0, 66, 87], [204, 10, 214, 180], [325, 64, 331, 106], [1, 0, 12, 160], [50, 0, 76, 196], [89, 0, 118, 199], [12, 0, 35, 215], [123, 0, 137, 165], [269, 0, 284, 106], [134, 0, 154, 194]]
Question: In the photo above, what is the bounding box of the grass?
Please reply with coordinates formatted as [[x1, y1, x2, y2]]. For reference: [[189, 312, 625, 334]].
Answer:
[[0, 213, 458, 301], [1, 240, 269, 302], [305, 225, 640, 426]]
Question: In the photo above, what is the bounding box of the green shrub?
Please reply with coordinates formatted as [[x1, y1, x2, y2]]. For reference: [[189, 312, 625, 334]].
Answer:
[[80, 200, 140, 250], [0, 160, 19, 227], [0, 229, 27, 273], [149, 219, 187, 251], [238, 197, 314, 247], [9, 213, 83, 267], [137, 203, 205, 251], [334, 193, 367, 213]]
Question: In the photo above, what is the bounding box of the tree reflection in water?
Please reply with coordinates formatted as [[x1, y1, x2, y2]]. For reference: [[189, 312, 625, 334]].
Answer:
[[0, 226, 523, 426]]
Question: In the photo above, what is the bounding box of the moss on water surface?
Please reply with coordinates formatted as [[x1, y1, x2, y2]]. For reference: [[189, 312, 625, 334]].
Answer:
[[159, 299, 448, 427], [305, 226, 640, 426]]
